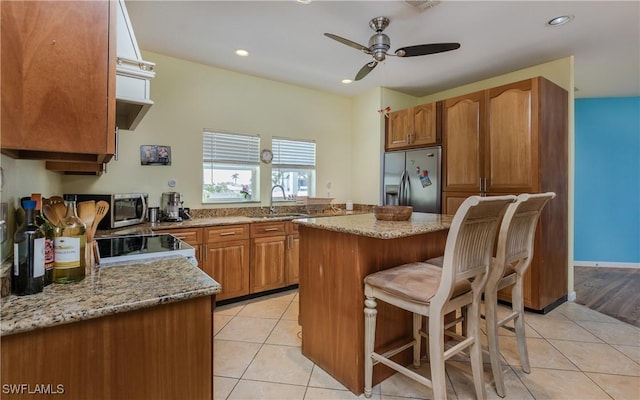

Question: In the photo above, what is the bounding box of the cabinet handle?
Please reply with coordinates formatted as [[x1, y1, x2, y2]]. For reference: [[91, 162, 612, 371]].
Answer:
[[264, 228, 280, 232], [287, 236, 292, 249], [219, 231, 237, 236]]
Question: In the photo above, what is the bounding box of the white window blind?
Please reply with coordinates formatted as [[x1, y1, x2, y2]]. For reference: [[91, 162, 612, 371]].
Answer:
[[272, 137, 316, 168], [203, 131, 260, 164]]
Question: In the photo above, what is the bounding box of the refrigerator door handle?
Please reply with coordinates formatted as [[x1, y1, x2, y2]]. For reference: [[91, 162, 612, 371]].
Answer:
[[399, 170, 407, 205], [404, 172, 411, 205]]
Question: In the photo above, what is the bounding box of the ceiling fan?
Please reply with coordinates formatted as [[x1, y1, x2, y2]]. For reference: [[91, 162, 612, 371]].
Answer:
[[324, 16, 460, 81]]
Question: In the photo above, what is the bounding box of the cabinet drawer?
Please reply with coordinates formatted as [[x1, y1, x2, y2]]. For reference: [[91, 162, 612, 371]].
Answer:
[[204, 224, 250, 243], [251, 222, 287, 237], [153, 228, 202, 246]]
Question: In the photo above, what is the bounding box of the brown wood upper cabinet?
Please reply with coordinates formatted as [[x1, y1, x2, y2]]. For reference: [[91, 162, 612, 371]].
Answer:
[[0, 0, 116, 164], [443, 78, 542, 194], [442, 90, 484, 193], [386, 102, 439, 150]]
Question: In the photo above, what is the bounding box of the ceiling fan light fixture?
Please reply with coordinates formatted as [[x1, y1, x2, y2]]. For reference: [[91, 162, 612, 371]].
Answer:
[[547, 15, 574, 26], [341, 79, 353, 84], [235, 49, 249, 56]]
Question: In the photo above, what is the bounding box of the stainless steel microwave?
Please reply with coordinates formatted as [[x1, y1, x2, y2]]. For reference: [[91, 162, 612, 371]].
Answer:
[[66, 193, 148, 231]]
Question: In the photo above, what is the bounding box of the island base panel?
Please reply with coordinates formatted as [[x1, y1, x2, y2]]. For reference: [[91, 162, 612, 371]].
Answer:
[[299, 226, 448, 395], [1, 295, 214, 400]]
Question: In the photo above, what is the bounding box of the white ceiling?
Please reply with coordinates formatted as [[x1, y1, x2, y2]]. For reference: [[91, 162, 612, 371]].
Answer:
[[125, 0, 640, 99]]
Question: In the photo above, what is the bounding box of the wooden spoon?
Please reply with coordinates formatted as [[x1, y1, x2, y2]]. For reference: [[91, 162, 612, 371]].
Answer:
[[91, 201, 110, 265], [77, 200, 96, 234], [42, 204, 61, 226], [52, 202, 67, 222], [91, 201, 110, 238]]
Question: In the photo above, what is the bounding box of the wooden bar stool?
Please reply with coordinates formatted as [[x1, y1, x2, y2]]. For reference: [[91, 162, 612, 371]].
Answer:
[[484, 192, 555, 397], [363, 195, 516, 400]]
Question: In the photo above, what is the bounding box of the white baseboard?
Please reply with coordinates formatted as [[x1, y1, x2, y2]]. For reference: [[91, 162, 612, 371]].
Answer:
[[574, 261, 640, 269], [567, 291, 576, 302]]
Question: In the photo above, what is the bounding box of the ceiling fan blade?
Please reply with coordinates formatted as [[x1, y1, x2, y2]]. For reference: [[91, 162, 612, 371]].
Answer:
[[355, 61, 377, 81], [324, 33, 369, 52], [395, 42, 461, 57]]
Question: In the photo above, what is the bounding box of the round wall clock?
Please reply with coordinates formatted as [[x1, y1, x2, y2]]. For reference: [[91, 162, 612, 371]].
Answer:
[[260, 149, 273, 163]]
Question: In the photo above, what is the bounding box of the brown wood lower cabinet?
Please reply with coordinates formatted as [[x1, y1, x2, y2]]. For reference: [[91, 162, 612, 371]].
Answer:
[[250, 222, 287, 293], [0, 296, 214, 400], [154, 221, 301, 302], [203, 225, 250, 301], [285, 222, 300, 285]]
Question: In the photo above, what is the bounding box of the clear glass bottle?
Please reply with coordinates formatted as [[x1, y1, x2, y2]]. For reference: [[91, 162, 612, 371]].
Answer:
[[13, 200, 45, 295], [32, 194, 55, 286], [53, 195, 86, 283]]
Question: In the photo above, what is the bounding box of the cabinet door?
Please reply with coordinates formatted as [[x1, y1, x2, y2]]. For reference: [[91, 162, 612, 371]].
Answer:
[[386, 109, 412, 150], [485, 79, 538, 193], [1, 1, 115, 160], [441, 192, 481, 215], [412, 103, 437, 146], [286, 234, 300, 285], [204, 240, 250, 301], [251, 236, 286, 293], [442, 91, 484, 192]]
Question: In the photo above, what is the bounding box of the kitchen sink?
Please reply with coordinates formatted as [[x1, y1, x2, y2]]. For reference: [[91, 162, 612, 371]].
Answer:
[[255, 213, 308, 219]]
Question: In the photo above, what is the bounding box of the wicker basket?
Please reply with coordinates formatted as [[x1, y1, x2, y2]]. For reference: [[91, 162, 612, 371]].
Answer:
[[373, 205, 413, 221]]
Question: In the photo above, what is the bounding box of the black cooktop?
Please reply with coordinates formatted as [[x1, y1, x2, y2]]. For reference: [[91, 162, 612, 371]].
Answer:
[[96, 234, 195, 264]]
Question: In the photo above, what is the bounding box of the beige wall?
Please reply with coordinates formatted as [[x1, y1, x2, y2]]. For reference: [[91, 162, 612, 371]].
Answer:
[[0, 156, 63, 261], [59, 52, 355, 210]]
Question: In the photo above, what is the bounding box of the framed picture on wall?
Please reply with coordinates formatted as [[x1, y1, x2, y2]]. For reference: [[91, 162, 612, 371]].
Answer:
[[140, 145, 172, 166]]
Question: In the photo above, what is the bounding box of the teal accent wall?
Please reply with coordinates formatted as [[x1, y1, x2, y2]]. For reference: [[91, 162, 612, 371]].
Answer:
[[574, 97, 640, 263]]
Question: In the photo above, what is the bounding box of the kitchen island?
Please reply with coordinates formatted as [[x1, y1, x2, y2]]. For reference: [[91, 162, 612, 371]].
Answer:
[[1, 256, 221, 400], [295, 212, 452, 395]]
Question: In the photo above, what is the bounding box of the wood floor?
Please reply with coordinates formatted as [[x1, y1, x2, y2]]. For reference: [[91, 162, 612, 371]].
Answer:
[[574, 266, 640, 327]]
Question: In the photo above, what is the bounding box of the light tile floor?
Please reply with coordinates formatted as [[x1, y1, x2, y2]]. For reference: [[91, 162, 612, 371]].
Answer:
[[213, 289, 640, 399]]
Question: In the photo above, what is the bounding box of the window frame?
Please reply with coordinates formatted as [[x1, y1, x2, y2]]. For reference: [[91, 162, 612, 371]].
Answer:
[[202, 130, 261, 204]]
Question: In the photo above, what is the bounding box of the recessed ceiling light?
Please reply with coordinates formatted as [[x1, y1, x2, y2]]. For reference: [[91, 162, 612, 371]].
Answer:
[[235, 49, 249, 57], [547, 15, 574, 26], [297, 0, 311, 4], [341, 79, 353, 84]]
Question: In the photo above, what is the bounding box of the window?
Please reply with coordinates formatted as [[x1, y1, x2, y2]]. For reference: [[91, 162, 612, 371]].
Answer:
[[271, 138, 316, 200], [203, 131, 260, 203]]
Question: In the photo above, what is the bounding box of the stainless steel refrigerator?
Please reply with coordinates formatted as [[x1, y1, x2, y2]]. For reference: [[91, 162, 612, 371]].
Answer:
[[382, 146, 442, 213]]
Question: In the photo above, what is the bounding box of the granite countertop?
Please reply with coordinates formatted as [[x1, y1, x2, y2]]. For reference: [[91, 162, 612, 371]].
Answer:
[[0, 256, 221, 336], [97, 210, 371, 237], [295, 212, 453, 239]]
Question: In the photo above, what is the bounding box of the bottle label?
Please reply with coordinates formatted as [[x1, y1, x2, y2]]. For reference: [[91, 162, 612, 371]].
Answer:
[[13, 244, 19, 276], [44, 238, 54, 271], [33, 237, 45, 278], [54, 237, 81, 269]]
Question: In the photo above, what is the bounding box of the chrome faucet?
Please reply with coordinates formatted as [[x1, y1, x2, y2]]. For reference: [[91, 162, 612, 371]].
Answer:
[[270, 185, 286, 214]]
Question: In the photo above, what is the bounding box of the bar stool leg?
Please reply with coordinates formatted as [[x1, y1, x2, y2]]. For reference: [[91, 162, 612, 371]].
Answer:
[[428, 312, 447, 400], [363, 296, 377, 398], [485, 290, 506, 397], [512, 279, 531, 373], [413, 313, 422, 368]]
